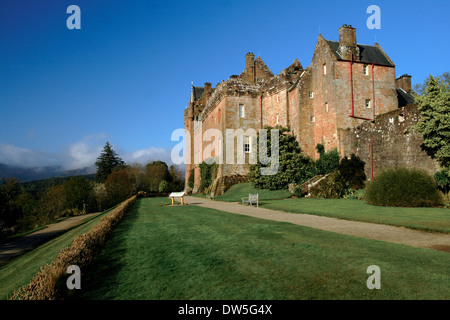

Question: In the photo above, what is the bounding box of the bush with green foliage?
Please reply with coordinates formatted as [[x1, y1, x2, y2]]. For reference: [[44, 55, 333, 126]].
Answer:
[[434, 168, 450, 204], [364, 167, 442, 207], [249, 126, 316, 190], [158, 180, 171, 193], [199, 159, 218, 189], [338, 154, 367, 190], [315, 144, 340, 175], [309, 170, 350, 199], [187, 168, 195, 189]]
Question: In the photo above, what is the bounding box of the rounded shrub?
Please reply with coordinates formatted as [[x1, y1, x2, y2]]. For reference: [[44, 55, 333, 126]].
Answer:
[[364, 167, 443, 207]]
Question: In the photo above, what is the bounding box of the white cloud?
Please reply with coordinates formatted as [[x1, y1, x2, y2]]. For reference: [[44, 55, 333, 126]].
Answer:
[[124, 147, 173, 166], [0, 135, 176, 171], [0, 143, 59, 168]]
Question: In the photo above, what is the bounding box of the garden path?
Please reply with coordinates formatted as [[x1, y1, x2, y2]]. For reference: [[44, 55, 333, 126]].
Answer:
[[184, 196, 450, 253]]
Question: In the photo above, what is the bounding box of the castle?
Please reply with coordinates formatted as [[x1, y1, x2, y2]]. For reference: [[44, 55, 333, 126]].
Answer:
[[184, 24, 438, 194]]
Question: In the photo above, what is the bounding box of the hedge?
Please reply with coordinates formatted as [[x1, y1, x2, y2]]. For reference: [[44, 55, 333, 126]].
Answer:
[[10, 194, 139, 300]]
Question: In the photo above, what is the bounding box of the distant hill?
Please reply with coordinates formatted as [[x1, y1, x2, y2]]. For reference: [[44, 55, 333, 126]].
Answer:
[[0, 163, 96, 183]]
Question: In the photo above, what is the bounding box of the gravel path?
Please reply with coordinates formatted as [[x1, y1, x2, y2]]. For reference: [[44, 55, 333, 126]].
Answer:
[[184, 196, 450, 253], [0, 213, 100, 266]]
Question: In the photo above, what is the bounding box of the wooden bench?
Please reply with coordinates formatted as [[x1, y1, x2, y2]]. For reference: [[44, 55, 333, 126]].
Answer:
[[242, 193, 259, 207], [169, 192, 185, 205], [206, 192, 215, 200]]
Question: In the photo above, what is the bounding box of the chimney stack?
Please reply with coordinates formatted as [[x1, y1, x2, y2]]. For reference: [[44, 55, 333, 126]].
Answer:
[[338, 24, 359, 61], [204, 82, 212, 94], [396, 74, 412, 93], [245, 52, 255, 84]]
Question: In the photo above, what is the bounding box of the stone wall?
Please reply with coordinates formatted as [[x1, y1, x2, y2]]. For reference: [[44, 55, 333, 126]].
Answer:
[[339, 105, 439, 179]]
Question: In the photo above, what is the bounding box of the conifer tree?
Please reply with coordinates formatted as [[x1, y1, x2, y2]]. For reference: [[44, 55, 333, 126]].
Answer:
[[415, 75, 450, 169], [95, 142, 125, 182]]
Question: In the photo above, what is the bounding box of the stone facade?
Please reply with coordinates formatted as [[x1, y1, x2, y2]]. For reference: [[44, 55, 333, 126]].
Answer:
[[184, 24, 435, 194]]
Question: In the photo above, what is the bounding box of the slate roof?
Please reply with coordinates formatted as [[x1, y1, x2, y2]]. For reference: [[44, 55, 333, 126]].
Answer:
[[193, 87, 204, 100], [325, 40, 394, 67], [397, 88, 416, 107]]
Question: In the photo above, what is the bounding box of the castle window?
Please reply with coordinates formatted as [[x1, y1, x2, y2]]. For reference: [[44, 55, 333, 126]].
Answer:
[[310, 115, 315, 122], [257, 78, 263, 82], [325, 102, 329, 113], [239, 104, 245, 118], [309, 91, 314, 98], [276, 114, 279, 124], [244, 136, 251, 153], [365, 99, 371, 109], [364, 64, 369, 75], [277, 94, 279, 103], [323, 64, 327, 75]]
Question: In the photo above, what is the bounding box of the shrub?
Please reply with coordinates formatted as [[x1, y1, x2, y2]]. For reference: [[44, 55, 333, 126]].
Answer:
[[434, 168, 450, 204], [309, 170, 350, 199], [249, 126, 316, 190], [11, 195, 137, 300], [338, 154, 367, 190], [199, 159, 218, 189], [158, 180, 171, 193], [365, 167, 443, 207], [315, 144, 340, 175], [187, 168, 195, 189]]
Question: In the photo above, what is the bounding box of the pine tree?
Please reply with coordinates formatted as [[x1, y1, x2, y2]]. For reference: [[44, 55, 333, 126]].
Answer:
[[415, 75, 450, 169], [94, 142, 125, 182]]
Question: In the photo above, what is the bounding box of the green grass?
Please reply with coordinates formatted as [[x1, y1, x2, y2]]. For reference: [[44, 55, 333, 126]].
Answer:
[[0, 206, 119, 300], [80, 198, 449, 300], [214, 182, 292, 202], [262, 198, 450, 233]]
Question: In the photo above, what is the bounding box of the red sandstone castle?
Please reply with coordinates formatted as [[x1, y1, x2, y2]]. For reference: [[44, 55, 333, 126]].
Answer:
[[184, 24, 422, 194]]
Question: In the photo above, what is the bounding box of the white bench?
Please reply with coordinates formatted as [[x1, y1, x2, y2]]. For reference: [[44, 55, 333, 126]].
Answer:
[[242, 193, 259, 207], [169, 192, 185, 205]]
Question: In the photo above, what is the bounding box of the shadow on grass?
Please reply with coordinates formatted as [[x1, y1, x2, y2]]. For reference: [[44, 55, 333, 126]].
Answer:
[[73, 202, 143, 300]]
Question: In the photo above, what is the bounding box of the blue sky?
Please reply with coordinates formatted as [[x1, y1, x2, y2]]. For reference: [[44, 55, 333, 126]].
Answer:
[[1, 0, 449, 169]]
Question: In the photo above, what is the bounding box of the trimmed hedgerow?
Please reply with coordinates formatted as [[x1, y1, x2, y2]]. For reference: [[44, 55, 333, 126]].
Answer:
[[10, 194, 138, 300], [364, 168, 443, 207]]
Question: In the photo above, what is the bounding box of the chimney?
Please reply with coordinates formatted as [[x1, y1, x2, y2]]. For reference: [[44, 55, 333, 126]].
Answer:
[[204, 82, 212, 94], [338, 24, 360, 61], [396, 74, 412, 93], [245, 52, 255, 84]]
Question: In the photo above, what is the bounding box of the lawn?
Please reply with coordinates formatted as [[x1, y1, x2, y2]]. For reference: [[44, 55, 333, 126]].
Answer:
[[262, 198, 450, 233], [0, 205, 119, 300], [213, 182, 292, 202], [80, 197, 449, 300]]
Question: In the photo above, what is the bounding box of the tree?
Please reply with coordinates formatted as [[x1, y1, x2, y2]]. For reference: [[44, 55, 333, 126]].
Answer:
[[415, 75, 450, 168], [413, 71, 449, 95], [145, 161, 171, 192], [95, 142, 125, 183], [64, 176, 95, 213], [249, 126, 316, 190], [105, 169, 136, 205]]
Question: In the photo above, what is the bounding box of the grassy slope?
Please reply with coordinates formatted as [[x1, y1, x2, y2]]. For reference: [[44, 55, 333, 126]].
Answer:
[[262, 198, 450, 233], [214, 182, 292, 202], [0, 206, 118, 300], [81, 198, 449, 300]]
